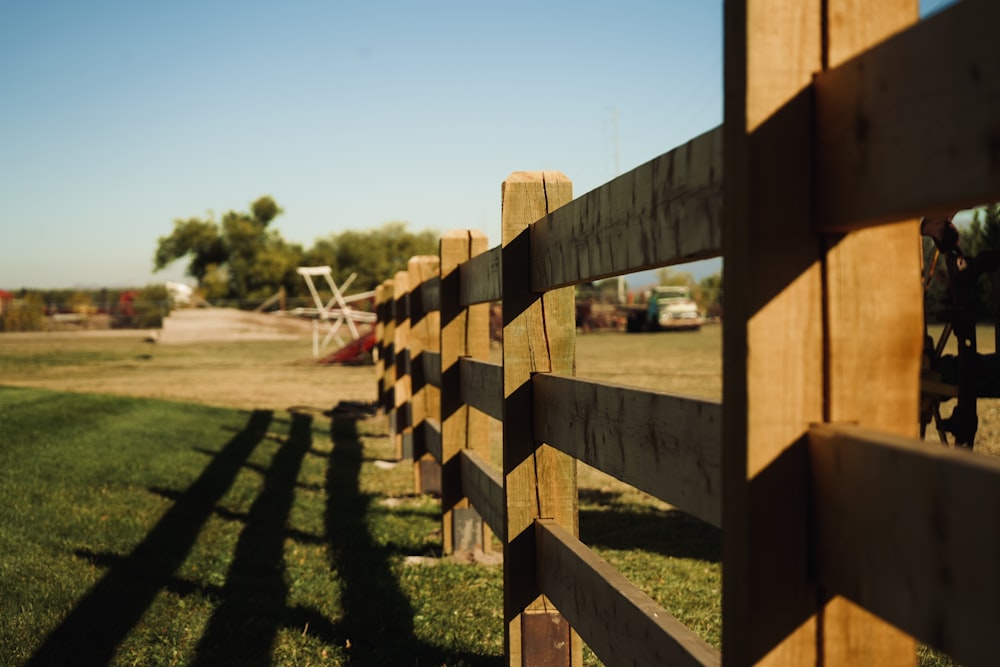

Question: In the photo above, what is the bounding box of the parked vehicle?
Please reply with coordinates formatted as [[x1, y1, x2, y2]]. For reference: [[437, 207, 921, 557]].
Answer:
[[622, 285, 704, 332]]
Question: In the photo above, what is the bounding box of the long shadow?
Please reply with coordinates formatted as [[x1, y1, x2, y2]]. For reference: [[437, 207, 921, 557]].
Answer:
[[191, 411, 325, 666], [324, 414, 495, 665], [26, 409, 274, 667], [578, 489, 721, 563]]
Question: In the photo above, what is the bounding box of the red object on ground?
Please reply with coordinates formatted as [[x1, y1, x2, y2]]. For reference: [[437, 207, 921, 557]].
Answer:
[[319, 330, 377, 365]]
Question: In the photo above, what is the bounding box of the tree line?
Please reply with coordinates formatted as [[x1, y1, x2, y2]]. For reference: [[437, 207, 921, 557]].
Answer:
[[153, 195, 438, 304]]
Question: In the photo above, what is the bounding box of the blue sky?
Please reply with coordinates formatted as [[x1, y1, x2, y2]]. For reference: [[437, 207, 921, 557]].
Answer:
[[0, 0, 954, 290]]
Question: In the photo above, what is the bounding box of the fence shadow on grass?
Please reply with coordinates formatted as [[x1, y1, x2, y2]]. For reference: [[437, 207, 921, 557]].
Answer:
[[323, 412, 497, 666], [190, 410, 328, 667], [578, 489, 721, 563], [26, 409, 275, 667]]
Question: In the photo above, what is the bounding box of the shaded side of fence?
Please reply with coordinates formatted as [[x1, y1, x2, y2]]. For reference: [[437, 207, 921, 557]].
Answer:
[[372, 2, 1000, 665]]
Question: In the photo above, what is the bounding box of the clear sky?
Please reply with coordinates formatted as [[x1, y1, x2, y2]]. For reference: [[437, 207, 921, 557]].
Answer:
[[0, 0, 954, 290]]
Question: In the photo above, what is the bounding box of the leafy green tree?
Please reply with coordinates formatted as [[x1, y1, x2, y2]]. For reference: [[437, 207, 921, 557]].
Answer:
[[132, 284, 170, 329], [154, 196, 303, 304], [302, 222, 438, 291], [1, 292, 45, 332], [656, 267, 695, 287], [699, 272, 723, 318]]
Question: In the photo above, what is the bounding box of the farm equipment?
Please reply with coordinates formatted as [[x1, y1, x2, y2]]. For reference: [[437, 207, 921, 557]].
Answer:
[[622, 285, 704, 332], [920, 214, 1000, 448]]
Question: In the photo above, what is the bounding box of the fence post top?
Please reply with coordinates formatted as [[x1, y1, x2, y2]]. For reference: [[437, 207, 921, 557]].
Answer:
[[503, 170, 570, 184], [442, 229, 489, 241]]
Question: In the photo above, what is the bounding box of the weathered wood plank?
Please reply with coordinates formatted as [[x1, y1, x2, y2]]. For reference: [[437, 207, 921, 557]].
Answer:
[[816, 0, 1000, 231], [501, 171, 578, 666], [533, 373, 721, 528], [440, 229, 492, 555], [419, 275, 440, 313], [423, 418, 442, 463], [819, 4, 922, 663], [722, 0, 825, 664], [379, 279, 396, 417], [392, 270, 412, 459], [460, 358, 503, 422], [407, 257, 441, 493], [459, 245, 502, 306], [422, 351, 441, 390], [531, 126, 722, 291], [536, 519, 720, 667], [460, 449, 504, 541], [810, 424, 1000, 666]]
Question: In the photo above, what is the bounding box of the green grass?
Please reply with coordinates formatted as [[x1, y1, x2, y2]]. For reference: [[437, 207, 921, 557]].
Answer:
[[1, 326, 969, 665], [0, 387, 504, 666]]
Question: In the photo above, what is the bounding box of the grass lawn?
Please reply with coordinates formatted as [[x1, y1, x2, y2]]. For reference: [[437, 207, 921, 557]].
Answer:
[[1, 324, 979, 665], [0, 387, 504, 666]]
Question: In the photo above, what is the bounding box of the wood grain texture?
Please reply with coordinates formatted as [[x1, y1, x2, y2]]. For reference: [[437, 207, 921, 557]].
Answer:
[[423, 418, 442, 463], [459, 245, 502, 306], [809, 424, 1000, 666], [374, 283, 388, 413], [459, 358, 503, 421], [421, 351, 441, 391], [536, 520, 720, 667], [407, 257, 440, 494], [379, 279, 396, 417], [819, 4, 921, 665], [531, 126, 722, 291], [534, 373, 721, 527], [460, 449, 504, 541], [722, 0, 825, 664], [392, 271, 411, 459], [816, 0, 1000, 230], [501, 171, 578, 666], [440, 229, 492, 554]]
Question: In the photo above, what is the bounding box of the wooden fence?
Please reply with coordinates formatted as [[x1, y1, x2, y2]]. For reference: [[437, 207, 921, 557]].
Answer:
[[370, 2, 1000, 665]]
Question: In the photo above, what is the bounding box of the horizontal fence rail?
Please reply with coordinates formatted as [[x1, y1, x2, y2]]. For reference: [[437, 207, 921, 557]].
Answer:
[[366, 2, 1000, 665]]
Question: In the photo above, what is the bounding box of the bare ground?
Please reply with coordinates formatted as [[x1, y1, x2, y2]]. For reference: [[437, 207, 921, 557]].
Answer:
[[0, 327, 376, 413]]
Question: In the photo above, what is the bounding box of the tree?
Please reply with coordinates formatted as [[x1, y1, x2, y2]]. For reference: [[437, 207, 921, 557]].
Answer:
[[154, 196, 303, 304], [1, 292, 45, 332], [699, 272, 724, 318], [302, 222, 439, 291]]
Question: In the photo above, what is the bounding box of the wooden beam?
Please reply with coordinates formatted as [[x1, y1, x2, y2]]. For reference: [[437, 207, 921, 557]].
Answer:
[[392, 270, 412, 460], [440, 229, 492, 555], [535, 519, 720, 667], [819, 3, 922, 664], [423, 418, 442, 463], [810, 424, 1000, 666], [379, 279, 396, 418], [723, 0, 826, 664], [460, 358, 503, 422], [501, 171, 578, 667], [459, 245, 502, 306], [531, 126, 723, 291], [533, 373, 721, 528], [422, 351, 441, 390], [374, 283, 388, 414], [407, 257, 441, 493], [460, 449, 505, 541], [816, 0, 1000, 231]]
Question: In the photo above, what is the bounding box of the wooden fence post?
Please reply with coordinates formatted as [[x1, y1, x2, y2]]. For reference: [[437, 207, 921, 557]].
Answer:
[[817, 3, 920, 664], [393, 270, 412, 460], [501, 171, 580, 666], [723, 1, 919, 664], [379, 279, 396, 421], [440, 230, 491, 555], [408, 255, 442, 495]]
